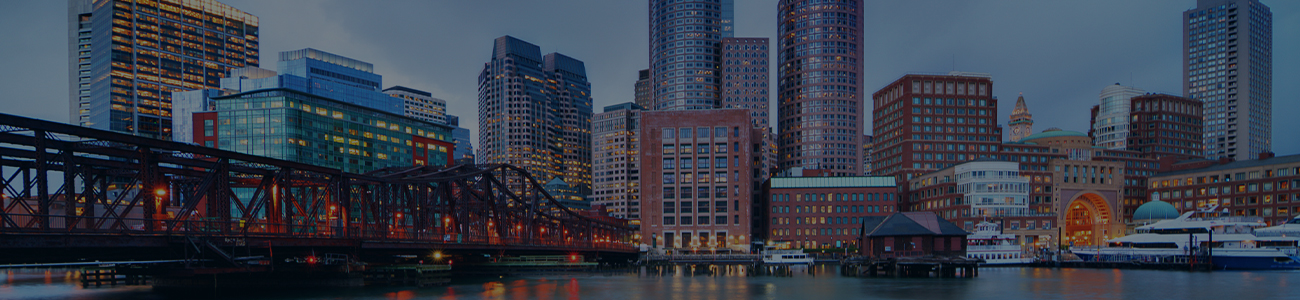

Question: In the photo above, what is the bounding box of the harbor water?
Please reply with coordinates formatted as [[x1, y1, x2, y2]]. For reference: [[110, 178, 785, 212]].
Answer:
[[2, 265, 1298, 299]]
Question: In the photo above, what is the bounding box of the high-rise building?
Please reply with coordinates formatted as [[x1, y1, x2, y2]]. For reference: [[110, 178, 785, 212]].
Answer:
[[383, 86, 447, 125], [1090, 84, 1145, 150], [647, 0, 734, 111], [1127, 94, 1204, 161], [593, 103, 643, 220], [720, 38, 771, 128], [870, 73, 1001, 181], [1007, 94, 1034, 142], [478, 36, 593, 194], [446, 115, 474, 164], [69, 0, 259, 140], [1184, 0, 1272, 160], [635, 69, 653, 109], [776, 0, 864, 176], [640, 109, 764, 252], [861, 135, 873, 175]]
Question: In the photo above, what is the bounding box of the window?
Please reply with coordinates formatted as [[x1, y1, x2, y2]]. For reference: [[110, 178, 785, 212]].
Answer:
[[698, 216, 709, 225], [663, 158, 675, 169], [715, 216, 727, 225], [715, 127, 726, 137], [663, 128, 675, 139], [715, 143, 727, 153], [663, 173, 676, 184], [698, 143, 710, 154], [663, 217, 675, 225], [663, 144, 676, 154], [716, 157, 727, 168], [698, 127, 709, 138], [664, 187, 675, 199], [698, 187, 710, 199], [664, 201, 675, 213], [679, 128, 692, 139], [681, 158, 692, 169]]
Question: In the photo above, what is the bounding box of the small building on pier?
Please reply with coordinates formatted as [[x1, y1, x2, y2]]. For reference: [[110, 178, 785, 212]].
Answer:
[[859, 212, 969, 258]]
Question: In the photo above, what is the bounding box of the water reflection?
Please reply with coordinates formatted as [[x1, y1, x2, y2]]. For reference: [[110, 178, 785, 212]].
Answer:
[[0, 267, 1296, 300]]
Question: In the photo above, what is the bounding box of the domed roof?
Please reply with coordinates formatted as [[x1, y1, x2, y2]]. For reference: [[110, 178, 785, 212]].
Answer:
[[1133, 201, 1180, 221], [1019, 128, 1086, 141]]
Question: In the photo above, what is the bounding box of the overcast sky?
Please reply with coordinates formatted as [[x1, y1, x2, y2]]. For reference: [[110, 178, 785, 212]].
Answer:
[[0, 0, 1296, 154]]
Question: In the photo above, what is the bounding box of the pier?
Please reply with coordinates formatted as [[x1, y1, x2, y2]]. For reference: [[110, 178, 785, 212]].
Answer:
[[841, 256, 982, 278]]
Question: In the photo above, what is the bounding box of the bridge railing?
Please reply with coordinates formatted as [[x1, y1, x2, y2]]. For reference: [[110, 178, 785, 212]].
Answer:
[[0, 213, 636, 252]]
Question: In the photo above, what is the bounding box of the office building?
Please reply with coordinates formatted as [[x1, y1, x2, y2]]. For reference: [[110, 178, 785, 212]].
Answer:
[[383, 86, 447, 125], [640, 109, 765, 252], [720, 37, 771, 128], [1089, 84, 1145, 150], [446, 115, 474, 163], [762, 176, 895, 249], [635, 69, 653, 110], [478, 36, 593, 195], [69, 0, 259, 140], [861, 135, 873, 175], [776, 0, 864, 176], [1184, 0, 1272, 160], [870, 73, 1001, 181], [593, 103, 643, 219]]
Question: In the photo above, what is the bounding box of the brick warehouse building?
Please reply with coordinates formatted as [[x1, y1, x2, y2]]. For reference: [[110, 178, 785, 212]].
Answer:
[[1150, 152, 1300, 226], [1125, 94, 1204, 161], [762, 176, 896, 249], [640, 109, 768, 252]]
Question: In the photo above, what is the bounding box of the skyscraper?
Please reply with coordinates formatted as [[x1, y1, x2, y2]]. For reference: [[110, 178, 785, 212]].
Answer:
[[69, 0, 259, 140], [634, 69, 653, 109], [647, 0, 733, 110], [478, 36, 592, 194], [720, 37, 771, 128], [593, 103, 642, 220], [1090, 84, 1144, 150], [776, 0, 864, 176], [1184, 0, 1271, 160], [1007, 93, 1034, 142]]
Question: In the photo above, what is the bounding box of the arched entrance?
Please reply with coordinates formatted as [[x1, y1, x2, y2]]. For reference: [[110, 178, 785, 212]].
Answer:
[[1064, 193, 1112, 247]]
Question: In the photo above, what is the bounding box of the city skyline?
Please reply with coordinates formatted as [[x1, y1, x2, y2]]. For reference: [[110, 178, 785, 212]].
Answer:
[[3, 0, 1300, 154]]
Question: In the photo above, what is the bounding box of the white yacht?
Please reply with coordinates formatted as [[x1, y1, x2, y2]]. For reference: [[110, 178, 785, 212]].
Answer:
[[1073, 205, 1300, 270], [761, 247, 814, 265], [965, 221, 1032, 265]]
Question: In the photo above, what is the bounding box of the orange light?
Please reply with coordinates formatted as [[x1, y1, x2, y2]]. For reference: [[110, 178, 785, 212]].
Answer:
[[154, 189, 167, 196]]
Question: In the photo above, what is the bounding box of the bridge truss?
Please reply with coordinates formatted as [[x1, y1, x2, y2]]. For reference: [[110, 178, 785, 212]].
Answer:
[[0, 112, 633, 260]]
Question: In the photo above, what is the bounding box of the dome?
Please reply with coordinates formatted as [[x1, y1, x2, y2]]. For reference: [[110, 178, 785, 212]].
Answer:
[[1133, 201, 1180, 221], [1019, 128, 1087, 141]]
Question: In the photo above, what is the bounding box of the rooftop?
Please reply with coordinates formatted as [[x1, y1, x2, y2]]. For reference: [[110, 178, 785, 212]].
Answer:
[[1154, 153, 1300, 178], [1019, 128, 1086, 141], [769, 176, 896, 189], [860, 212, 969, 237]]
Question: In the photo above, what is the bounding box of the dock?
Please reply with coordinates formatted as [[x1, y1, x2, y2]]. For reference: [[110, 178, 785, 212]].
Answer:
[[841, 256, 982, 278]]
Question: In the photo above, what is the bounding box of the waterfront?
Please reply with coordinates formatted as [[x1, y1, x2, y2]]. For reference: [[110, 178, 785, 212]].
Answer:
[[2, 266, 1298, 300]]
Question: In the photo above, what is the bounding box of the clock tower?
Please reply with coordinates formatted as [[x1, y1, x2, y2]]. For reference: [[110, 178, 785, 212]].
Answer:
[[1008, 93, 1034, 142]]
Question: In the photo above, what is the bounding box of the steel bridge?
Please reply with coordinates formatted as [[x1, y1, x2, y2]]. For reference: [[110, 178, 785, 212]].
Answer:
[[0, 112, 634, 264]]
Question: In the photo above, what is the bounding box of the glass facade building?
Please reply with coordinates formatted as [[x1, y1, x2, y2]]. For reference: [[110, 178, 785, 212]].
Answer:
[[1183, 0, 1272, 160], [196, 88, 453, 174], [70, 0, 259, 140]]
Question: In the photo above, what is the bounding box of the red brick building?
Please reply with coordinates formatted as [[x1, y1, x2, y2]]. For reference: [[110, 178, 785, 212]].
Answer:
[[640, 109, 767, 252], [1150, 152, 1300, 226], [870, 73, 1002, 182], [762, 176, 896, 249], [1126, 94, 1203, 161]]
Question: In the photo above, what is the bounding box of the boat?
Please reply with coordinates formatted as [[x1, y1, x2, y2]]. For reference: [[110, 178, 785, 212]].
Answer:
[[761, 247, 814, 265], [965, 221, 1033, 265], [1072, 205, 1300, 270]]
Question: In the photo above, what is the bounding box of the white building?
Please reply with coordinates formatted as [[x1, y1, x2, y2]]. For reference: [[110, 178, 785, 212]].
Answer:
[[956, 160, 1030, 217], [383, 86, 447, 125], [1091, 84, 1144, 150]]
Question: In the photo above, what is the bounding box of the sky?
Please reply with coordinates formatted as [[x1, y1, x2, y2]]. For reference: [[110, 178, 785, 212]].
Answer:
[[0, 0, 1296, 154]]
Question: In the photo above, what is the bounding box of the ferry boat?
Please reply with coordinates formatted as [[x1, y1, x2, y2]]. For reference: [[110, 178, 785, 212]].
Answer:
[[1072, 206, 1300, 270], [965, 221, 1032, 265], [761, 247, 814, 265]]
